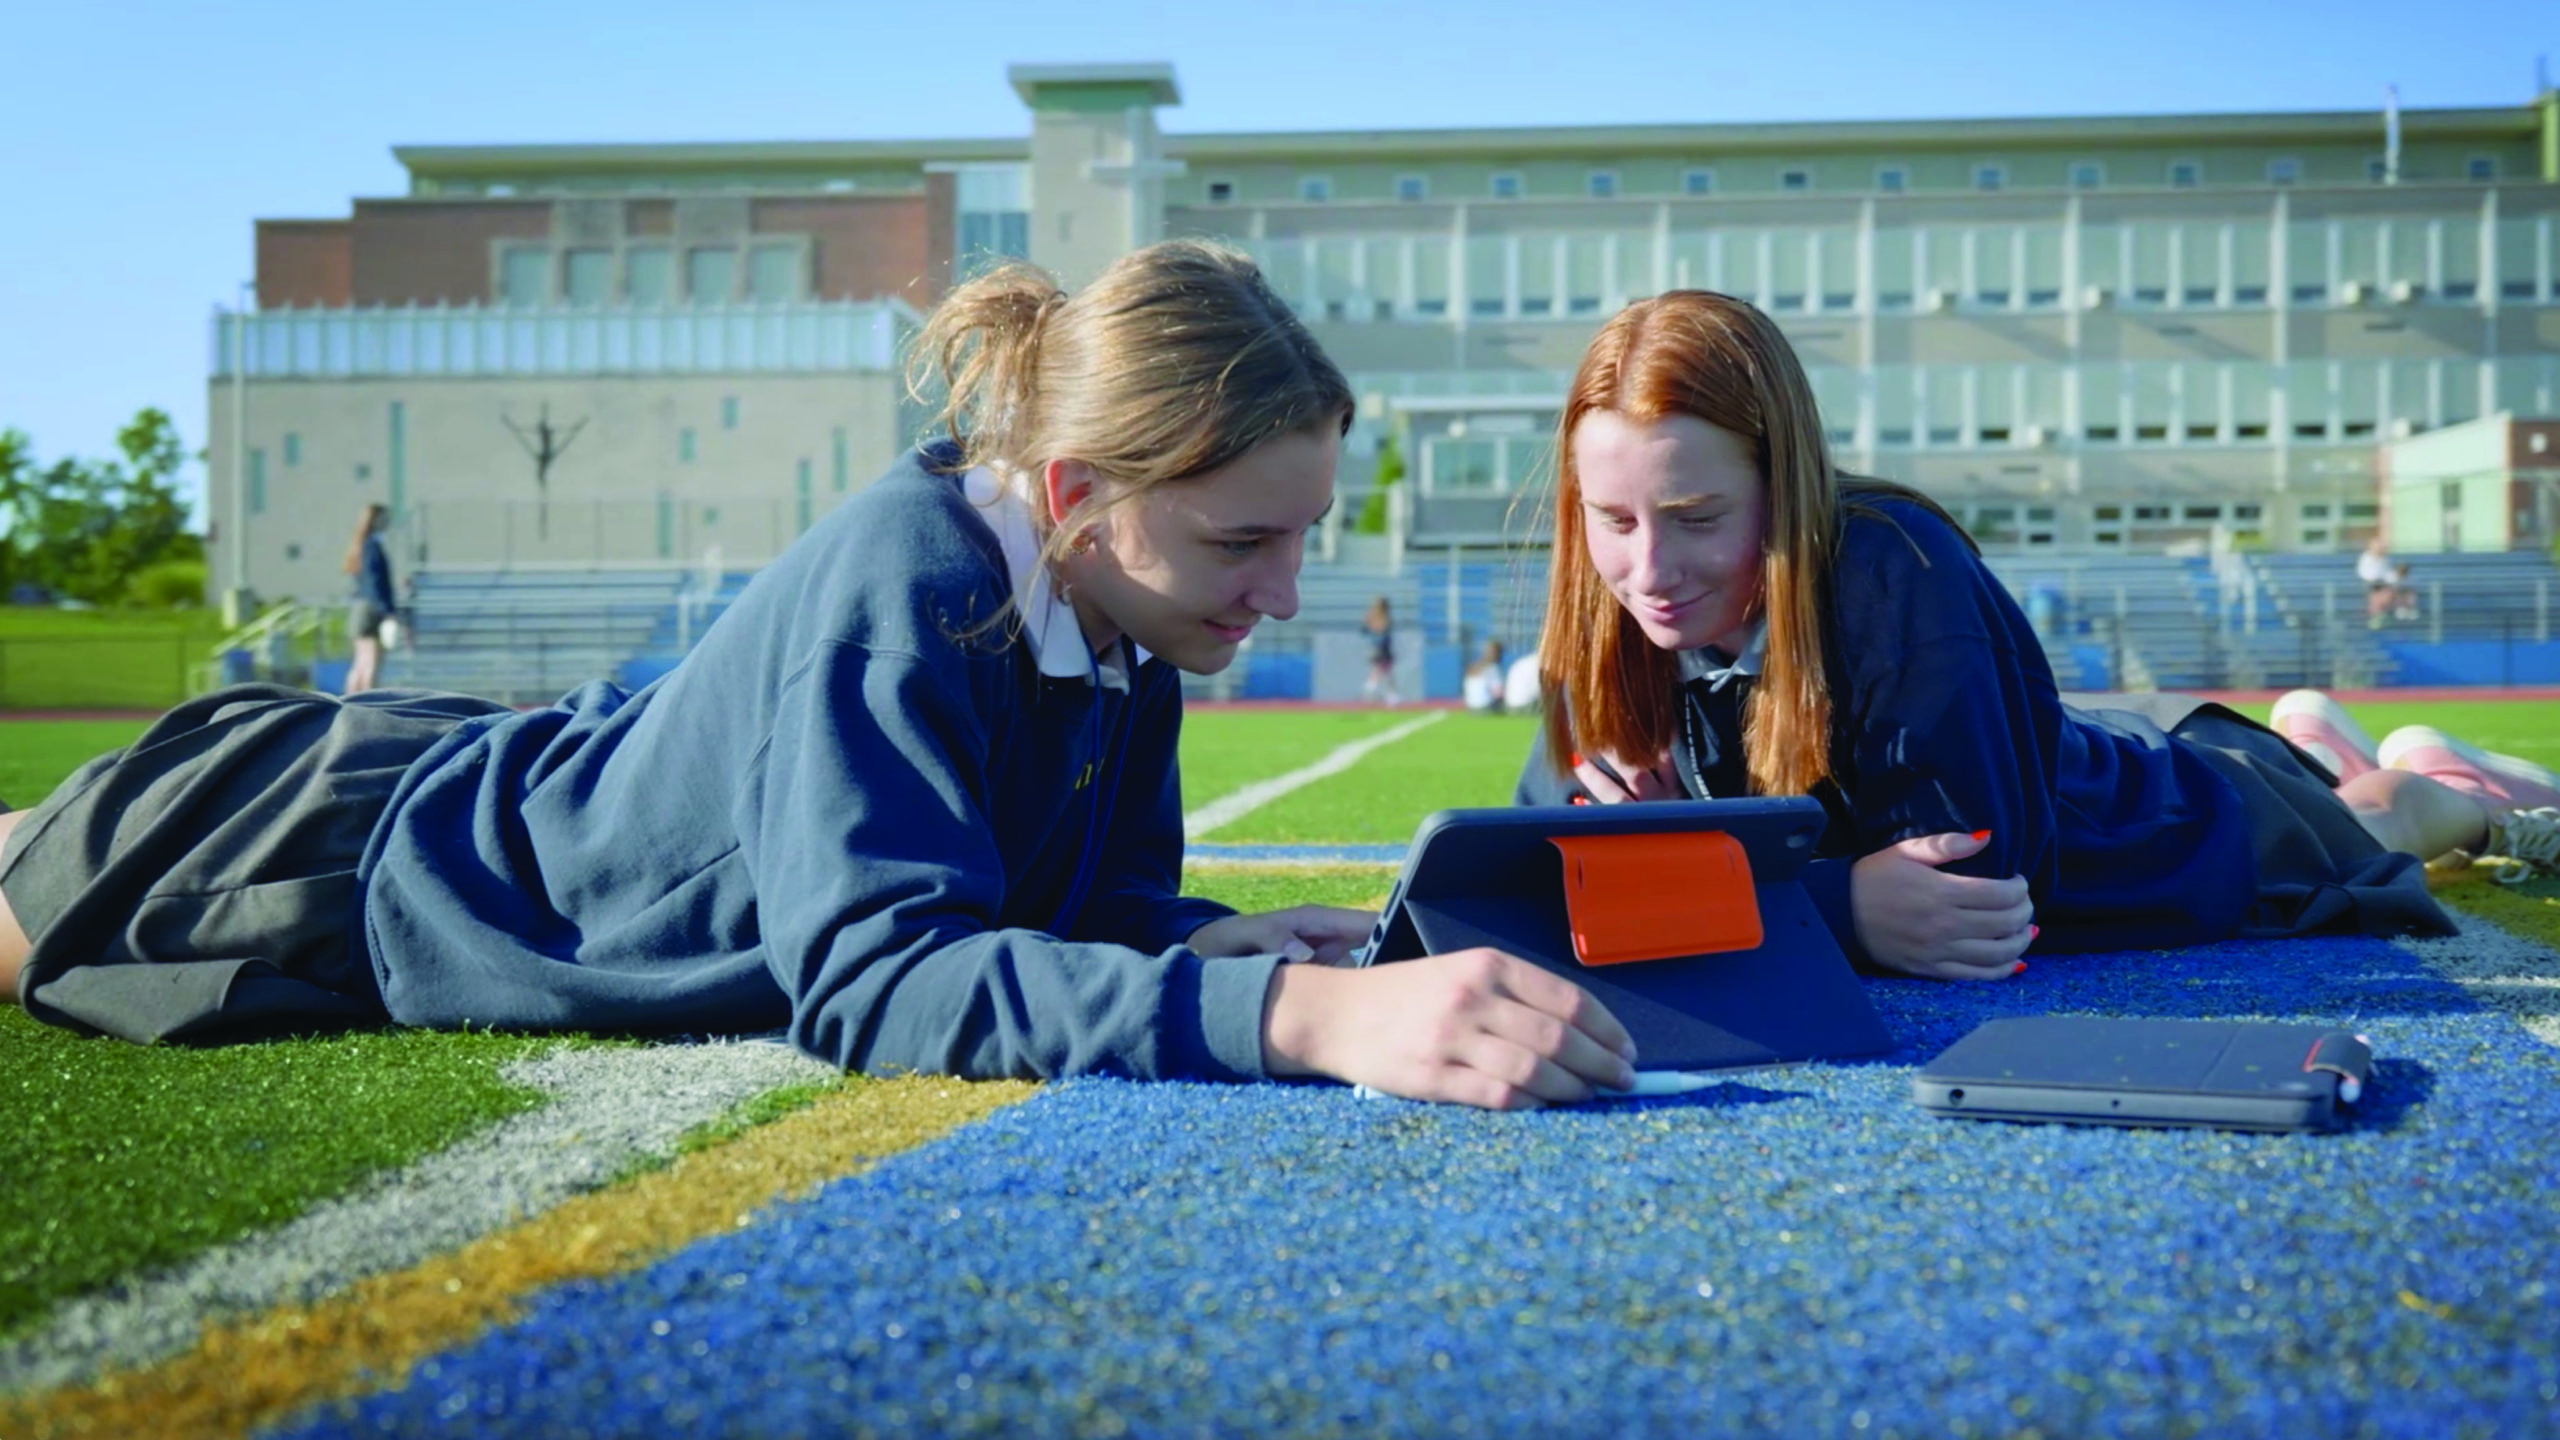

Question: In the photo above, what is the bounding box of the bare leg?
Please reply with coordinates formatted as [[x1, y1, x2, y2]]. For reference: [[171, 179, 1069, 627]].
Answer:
[[347, 637, 380, 696], [2334, 768, 2495, 863], [0, 810, 28, 1003]]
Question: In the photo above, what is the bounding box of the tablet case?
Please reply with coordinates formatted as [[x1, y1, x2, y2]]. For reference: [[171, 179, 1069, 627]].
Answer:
[[1359, 797, 1893, 1072], [1911, 1016, 2374, 1132]]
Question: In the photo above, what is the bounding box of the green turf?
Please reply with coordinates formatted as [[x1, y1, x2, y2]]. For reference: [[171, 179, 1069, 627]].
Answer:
[[1175, 709, 1416, 819], [2232, 698, 2560, 770], [1180, 866, 1398, 916], [0, 610, 230, 712], [0, 1011, 564, 1342], [0, 720, 147, 811], [1210, 712, 1539, 843]]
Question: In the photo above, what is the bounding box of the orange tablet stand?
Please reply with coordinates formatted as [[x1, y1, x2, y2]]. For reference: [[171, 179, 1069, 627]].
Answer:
[[1546, 830, 1763, 967]]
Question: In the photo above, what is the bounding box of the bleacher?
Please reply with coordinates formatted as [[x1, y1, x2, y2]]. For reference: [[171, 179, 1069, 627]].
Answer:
[[380, 538, 2560, 707], [380, 566, 737, 705]]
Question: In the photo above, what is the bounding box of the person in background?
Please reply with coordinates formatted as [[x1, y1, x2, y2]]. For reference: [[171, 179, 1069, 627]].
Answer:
[[2356, 534, 2414, 629], [1463, 638, 1508, 713], [1360, 595, 1399, 706], [343, 503, 398, 695]]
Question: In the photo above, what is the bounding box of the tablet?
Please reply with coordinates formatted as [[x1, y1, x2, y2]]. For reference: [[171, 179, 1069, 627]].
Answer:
[[1358, 797, 1893, 1072], [1911, 1016, 2373, 1133]]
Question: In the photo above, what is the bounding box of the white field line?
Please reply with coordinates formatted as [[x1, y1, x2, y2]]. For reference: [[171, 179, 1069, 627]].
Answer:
[[1184, 712, 1448, 840], [2398, 912, 2560, 1050], [0, 1040, 832, 1396]]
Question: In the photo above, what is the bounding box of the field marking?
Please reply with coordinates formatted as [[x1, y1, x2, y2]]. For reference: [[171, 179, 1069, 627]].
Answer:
[[3, 1076, 1037, 1440], [1184, 712, 1447, 840], [0, 1040, 831, 1397]]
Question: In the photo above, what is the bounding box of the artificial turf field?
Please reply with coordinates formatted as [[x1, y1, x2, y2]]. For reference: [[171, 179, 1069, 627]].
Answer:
[[4, 696, 2560, 1439]]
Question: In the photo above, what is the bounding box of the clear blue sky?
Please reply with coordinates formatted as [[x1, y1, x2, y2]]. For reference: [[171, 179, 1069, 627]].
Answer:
[[1, 0, 2551, 518]]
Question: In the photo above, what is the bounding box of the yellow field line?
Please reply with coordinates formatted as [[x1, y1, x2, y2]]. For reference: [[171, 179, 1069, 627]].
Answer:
[[3, 1075, 1037, 1440]]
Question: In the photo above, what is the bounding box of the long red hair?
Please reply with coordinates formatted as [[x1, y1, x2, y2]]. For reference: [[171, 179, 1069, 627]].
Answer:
[[1539, 292, 1947, 798]]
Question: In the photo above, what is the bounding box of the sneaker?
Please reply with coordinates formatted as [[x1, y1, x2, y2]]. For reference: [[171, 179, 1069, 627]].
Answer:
[[2378, 726, 2560, 810], [2481, 806, 2560, 886], [2270, 690, 2379, 782]]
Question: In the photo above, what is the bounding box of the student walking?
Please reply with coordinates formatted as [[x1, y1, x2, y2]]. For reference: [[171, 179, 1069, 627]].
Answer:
[[0, 242, 1636, 1112], [342, 503, 399, 695], [1516, 290, 2551, 979]]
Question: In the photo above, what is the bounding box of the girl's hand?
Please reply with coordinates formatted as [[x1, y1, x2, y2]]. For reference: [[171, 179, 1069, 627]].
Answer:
[[1572, 749, 1681, 804], [1190, 905, 1375, 965], [1849, 831, 2035, 980], [1259, 948, 1639, 1109]]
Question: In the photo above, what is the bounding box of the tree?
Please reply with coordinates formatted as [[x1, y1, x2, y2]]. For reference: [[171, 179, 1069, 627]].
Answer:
[[1355, 430, 1405, 536], [0, 409, 205, 607]]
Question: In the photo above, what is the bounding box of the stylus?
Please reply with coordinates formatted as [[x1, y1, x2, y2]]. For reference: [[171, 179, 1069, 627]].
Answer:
[[1351, 1072, 1722, 1103]]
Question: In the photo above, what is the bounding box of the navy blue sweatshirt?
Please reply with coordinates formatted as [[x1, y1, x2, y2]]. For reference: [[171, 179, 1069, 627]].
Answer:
[[357, 446, 1264, 1080], [356, 535, 397, 613], [1524, 496, 2263, 962]]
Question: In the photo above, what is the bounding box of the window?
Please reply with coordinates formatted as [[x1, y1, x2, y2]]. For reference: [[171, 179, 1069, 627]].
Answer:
[[2468, 155, 2498, 182], [1973, 164, 2006, 192], [1681, 168, 1714, 196], [2068, 161, 2105, 189], [720, 396, 739, 431], [1490, 172, 1523, 199], [1876, 165, 1908, 194], [1206, 179, 1235, 204], [678, 428, 696, 463], [686, 247, 736, 303], [2367, 156, 2390, 183], [1395, 174, 1428, 202], [747, 244, 800, 302], [1297, 175, 1331, 202], [283, 433, 300, 467], [1586, 170, 1618, 199], [2266, 157, 2301, 186], [498, 247, 550, 306], [1780, 168, 1811, 192], [626, 246, 672, 304], [2168, 160, 2202, 189], [564, 248, 612, 307]]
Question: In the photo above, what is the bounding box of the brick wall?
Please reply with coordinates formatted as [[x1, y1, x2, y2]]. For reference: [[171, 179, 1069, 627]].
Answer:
[[256, 221, 354, 307], [349, 201, 552, 306], [751, 196, 933, 305]]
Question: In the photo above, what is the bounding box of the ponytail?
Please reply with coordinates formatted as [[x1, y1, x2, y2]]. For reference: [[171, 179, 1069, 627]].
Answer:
[[905, 265, 1070, 473]]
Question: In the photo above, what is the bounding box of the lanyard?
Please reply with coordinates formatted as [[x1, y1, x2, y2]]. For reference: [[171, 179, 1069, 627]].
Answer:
[[1674, 679, 1715, 800], [1047, 648, 1136, 936]]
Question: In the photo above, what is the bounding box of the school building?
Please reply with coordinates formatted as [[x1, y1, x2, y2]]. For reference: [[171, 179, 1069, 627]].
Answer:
[[203, 61, 2560, 690]]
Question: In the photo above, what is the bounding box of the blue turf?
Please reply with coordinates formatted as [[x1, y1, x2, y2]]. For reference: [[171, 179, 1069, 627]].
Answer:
[[271, 936, 2560, 1439]]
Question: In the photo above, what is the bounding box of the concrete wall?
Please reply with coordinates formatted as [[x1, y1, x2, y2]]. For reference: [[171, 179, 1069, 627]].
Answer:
[[204, 372, 906, 602]]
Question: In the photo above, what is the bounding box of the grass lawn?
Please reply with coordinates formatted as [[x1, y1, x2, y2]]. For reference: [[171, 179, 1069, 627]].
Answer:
[[0, 1011, 563, 1342], [0, 609, 232, 712], [1175, 709, 1417, 815], [1208, 711, 1540, 843]]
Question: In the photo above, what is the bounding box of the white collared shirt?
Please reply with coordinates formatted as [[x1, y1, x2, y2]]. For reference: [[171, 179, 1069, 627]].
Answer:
[[1676, 617, 1768, 692], [960, 466, 1143, 691]]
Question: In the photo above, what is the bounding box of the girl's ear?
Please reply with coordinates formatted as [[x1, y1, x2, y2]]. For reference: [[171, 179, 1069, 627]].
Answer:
[[1041, 459, 1098, 527]]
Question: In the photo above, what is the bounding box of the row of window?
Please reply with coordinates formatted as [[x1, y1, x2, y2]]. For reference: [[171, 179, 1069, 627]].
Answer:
[[1230, 155, 2506, 206], [496, 240, 810, 307], [1249, 215, 2560, 323], [1384, 356, 2557, 470]]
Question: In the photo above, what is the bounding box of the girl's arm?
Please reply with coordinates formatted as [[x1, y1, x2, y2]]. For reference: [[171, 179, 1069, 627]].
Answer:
[[745, 642, 1273, 1082]]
